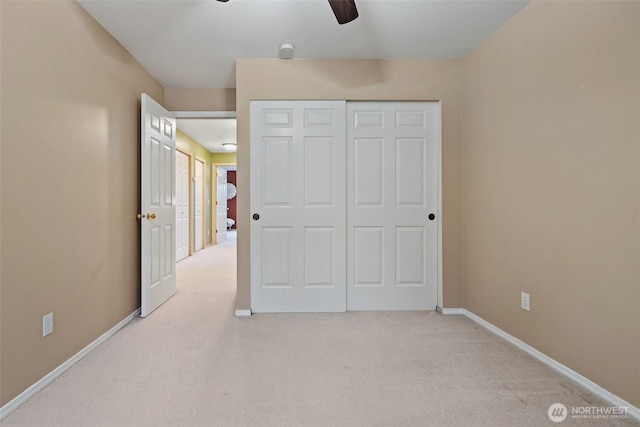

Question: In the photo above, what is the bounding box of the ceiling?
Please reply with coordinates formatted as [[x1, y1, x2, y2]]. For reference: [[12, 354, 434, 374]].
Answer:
[[79, 0, 529, 154], [78, 0, 529, 89], [177, 118, 237, 153]]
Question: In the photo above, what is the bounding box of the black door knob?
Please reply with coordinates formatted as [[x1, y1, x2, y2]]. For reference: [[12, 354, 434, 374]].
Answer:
[[252, 213, 260, 221], [428, 213, 435, 221]]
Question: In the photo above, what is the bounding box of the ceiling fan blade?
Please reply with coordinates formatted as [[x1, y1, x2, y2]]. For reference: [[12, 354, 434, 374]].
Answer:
[[328, 0, 359, 25]]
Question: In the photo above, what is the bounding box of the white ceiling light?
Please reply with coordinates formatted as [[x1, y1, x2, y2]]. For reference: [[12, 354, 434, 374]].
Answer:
[[223, 143, 237, 152], [278, 43, 295, 59]]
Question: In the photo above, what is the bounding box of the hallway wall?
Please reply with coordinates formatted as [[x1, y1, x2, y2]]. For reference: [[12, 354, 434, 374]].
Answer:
[[176, 130, 214, 246]]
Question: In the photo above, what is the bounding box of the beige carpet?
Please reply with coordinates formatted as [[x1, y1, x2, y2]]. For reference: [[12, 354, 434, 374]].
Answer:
[[3, 231, 638, 427]]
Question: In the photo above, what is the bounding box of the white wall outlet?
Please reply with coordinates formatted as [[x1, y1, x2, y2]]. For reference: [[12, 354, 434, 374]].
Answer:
[[521, 292, 530, 311], [43, 313, 54, 337]]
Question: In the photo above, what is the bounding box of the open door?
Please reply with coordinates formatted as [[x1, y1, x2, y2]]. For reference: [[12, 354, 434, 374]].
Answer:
[[140, 94, 176, 317], [216, 167, 228, 244]]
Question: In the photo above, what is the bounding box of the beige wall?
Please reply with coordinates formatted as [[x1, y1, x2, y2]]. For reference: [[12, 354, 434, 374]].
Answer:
[[164, 88, 236, 111], [236, 59, 464, 311], [0, 1, 163, 405], [463, 1, 640, 407]]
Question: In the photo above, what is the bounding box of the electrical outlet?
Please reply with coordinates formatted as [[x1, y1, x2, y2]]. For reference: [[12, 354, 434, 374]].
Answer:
[[43, 313, 54, 337], [521, 292, 530, 311]]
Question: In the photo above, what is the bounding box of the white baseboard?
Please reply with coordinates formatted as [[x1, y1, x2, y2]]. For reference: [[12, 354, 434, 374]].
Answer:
[[0, 309, 140, 421], [441, 308, 640, 421], [439, 307, 465, 315], [235, 309, 251, 317]]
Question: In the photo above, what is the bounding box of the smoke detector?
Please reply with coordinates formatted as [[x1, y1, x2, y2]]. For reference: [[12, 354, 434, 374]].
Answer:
[[278, 43, 295, 60]]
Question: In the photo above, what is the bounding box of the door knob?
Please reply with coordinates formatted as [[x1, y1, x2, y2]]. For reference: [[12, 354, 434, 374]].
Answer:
[[148, 213, 157, 220], [252, 213, 260, 221], [428, 213, 435, 221]]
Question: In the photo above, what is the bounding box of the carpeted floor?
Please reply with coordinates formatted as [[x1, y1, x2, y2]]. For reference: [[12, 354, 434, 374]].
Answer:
[[3, 231, 638, 426]]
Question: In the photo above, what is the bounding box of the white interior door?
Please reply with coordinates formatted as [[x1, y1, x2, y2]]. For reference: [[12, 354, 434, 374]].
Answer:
[[346, 102, 439, 310], [194, 158, 204, 251], [140, 94, 176, 317], [250, 100, 346, 313], [176, 150, 190, 261], [216, 167, 228, 244]]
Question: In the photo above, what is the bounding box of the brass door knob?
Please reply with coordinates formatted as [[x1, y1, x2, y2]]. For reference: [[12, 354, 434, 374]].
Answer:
[[147, 213, 157, 220]]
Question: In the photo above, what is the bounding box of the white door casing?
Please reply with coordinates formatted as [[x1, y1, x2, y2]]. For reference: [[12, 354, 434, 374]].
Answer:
[[250, 100, 347, 313], [194, 158, 204, 251], [216, 167, 228, 244], [176, 150, 190, 261], [140, 94, 176, 317], [347, 102, 439, 310]]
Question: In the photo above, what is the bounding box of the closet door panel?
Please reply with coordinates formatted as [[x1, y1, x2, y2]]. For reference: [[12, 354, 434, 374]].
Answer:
[[347, 102, 439, 311], [251, 101, 347, 313]]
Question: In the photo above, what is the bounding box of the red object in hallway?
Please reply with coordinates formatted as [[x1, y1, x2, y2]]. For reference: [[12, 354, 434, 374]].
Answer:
[[227, 171, 237, 229]]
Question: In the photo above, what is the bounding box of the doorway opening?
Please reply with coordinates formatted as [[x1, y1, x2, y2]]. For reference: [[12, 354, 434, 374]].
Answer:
[[173, 112, 237, 265], [213, 163, 237, 245]]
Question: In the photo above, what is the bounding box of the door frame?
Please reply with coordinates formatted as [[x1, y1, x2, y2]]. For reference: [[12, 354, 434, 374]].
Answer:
[[176, 147, 193, 258], [212, 162, 236, 244], [172, 110, 237, 249], [436, 102, 443, 310]]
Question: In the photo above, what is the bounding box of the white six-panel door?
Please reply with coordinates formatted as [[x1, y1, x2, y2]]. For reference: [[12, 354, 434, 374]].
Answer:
[[176, 150, 190, 261], [194, 158, 204, 251], [140, 94, 176, 317], [216, 167, 228, 244], [250, 101, 347, 313], [347, 102, 438, 310]]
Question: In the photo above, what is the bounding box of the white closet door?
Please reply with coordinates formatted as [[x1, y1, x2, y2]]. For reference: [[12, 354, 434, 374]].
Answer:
[[176, 150, 190, 262], [347, 102, 439, 310], [250, 100, 346, 313]]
